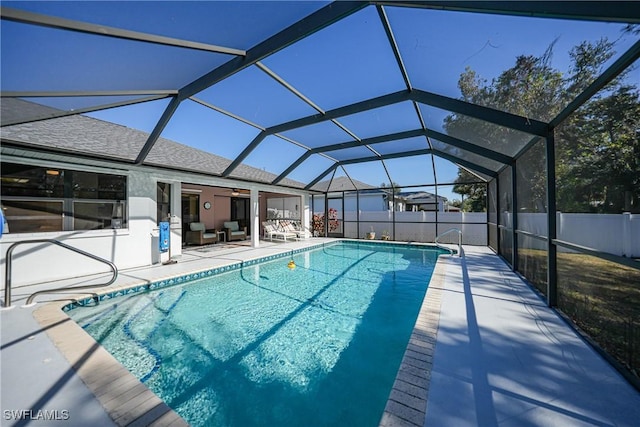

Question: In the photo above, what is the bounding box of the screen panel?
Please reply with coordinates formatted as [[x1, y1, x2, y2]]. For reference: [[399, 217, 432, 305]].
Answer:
[[1, 21, 228, 92], [195, 65, 319, 128], [337, 102, 423, 139], [261, 6, 406, 110], [159, 99, 261, 161], [387, 5, 636, 121], [516, 140, 547, 236], [3, 1, 327, 51], [557, 247, 640, 376]]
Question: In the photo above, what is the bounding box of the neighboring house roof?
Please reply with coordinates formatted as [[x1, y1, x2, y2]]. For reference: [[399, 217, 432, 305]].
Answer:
[[0, 99, 305, 188], [400, 191, 448, 203]]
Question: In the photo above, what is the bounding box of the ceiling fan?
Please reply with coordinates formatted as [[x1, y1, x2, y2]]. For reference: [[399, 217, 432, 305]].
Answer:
[[230, 188, 250, 196]]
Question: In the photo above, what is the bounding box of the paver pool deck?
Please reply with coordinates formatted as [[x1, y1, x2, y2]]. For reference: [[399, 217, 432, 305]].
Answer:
[[2, 239, 640, 426]]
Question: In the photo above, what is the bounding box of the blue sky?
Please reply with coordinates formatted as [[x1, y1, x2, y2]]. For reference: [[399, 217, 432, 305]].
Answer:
[[2, 2, 637, 201]]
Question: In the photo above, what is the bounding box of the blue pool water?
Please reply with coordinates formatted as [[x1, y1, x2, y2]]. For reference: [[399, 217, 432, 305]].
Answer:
[[69, 242, 444, 426]]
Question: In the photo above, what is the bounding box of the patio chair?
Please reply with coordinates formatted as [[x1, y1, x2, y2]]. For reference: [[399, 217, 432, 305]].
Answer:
[[280, 220, 306, 239], [223, 221, 247, 241], [262, 221, 276, 239], [262, 221, 297, 242], [185, 222, 218, 245]]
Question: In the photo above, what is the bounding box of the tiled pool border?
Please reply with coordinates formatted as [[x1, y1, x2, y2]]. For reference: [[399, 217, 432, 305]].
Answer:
[[33, 239, 450, 427], [380, 250, 447, 427], [60, 240, 448, 313]]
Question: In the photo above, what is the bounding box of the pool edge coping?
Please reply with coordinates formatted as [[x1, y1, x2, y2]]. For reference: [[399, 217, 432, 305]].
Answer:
[[32, 239, 449, 427], [33, 302, 187, 427], [379, 253, 449, 427]]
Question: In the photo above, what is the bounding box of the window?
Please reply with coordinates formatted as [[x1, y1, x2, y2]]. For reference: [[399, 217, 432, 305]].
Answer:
[[2, 200, 64, 233], [1, 162, 127, 233], [266, 197, 300, 220]]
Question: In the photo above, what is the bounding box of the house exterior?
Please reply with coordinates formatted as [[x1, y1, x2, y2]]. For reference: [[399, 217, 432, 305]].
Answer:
[[0, 99, 311, 289], [313, 177, 452, 212], [312, 177, 405, 212], [401, 191, 457, 212]]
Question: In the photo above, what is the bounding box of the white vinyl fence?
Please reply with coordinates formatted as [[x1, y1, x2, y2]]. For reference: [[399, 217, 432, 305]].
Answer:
[[336, 210, 638, 257], [343, 211, 488, 245], [514, 212, 639, 258]]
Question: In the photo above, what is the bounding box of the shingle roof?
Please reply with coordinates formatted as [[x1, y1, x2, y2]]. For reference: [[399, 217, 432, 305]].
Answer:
[[1, 98, 64, 126], [312, 176, 376, 192], [400, 191, 447, 202], [0, 99, 305, 188]]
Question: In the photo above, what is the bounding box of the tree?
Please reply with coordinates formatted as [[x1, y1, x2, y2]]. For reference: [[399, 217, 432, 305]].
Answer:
[[445, 42, 564, 215], [446, 36, 639, 214], [452, 169, 486, 212], [380, 182, 402, 194], [557, 84, 640, 212], [555, 39, 639, 213]]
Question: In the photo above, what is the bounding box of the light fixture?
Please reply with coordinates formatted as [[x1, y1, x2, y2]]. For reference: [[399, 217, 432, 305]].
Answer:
[[231, 189, 240, 196], [46, 170, 60, 176]]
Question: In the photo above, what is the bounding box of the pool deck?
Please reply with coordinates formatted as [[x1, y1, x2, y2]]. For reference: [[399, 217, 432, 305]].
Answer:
[[383, 246, 640, 427], [2, 239, 639, 426]]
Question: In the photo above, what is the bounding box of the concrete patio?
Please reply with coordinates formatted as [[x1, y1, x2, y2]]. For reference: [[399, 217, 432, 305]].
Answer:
[[422, 247, 640, 427]]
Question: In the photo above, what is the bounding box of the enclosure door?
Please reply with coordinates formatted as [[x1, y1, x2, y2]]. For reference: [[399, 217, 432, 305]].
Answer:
[[327, 197, 344, 237]]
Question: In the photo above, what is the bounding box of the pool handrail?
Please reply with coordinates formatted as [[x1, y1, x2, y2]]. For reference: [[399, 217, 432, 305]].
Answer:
[[3, 239, 118, 308], [435, 228, 462, 257]]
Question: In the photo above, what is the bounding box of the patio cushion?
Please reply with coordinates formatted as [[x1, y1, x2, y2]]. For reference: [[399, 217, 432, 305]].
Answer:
[[224, 221, 239, 232], [190, 222, 206, 232]]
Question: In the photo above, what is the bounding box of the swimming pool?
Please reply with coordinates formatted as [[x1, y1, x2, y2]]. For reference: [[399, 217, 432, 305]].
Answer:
[[68, 241, 445, 426]]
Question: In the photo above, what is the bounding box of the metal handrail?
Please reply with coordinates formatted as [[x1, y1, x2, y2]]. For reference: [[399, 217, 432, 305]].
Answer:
[[435, 228, 462, 257], [3, 239, 118, 308]]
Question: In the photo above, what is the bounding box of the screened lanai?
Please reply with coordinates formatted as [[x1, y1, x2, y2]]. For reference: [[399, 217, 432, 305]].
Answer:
[[1, 1, 640, 388]]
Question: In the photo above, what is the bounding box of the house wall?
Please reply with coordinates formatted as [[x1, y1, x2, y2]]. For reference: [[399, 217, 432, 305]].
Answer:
[[406, 199, 448, 212], [0, 153, 309, 296], [186, 185, 217, 230], [181, 185, 235, 232], [344, 194, 384, 211], [1, 167, 160, 292], [344, 193, 447, 212], [180, 188, 297, 238], [213, 195, 232, 231]]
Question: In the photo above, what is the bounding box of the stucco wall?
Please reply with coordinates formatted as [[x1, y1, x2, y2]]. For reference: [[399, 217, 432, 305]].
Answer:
[[213, 196, 232, 231]]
